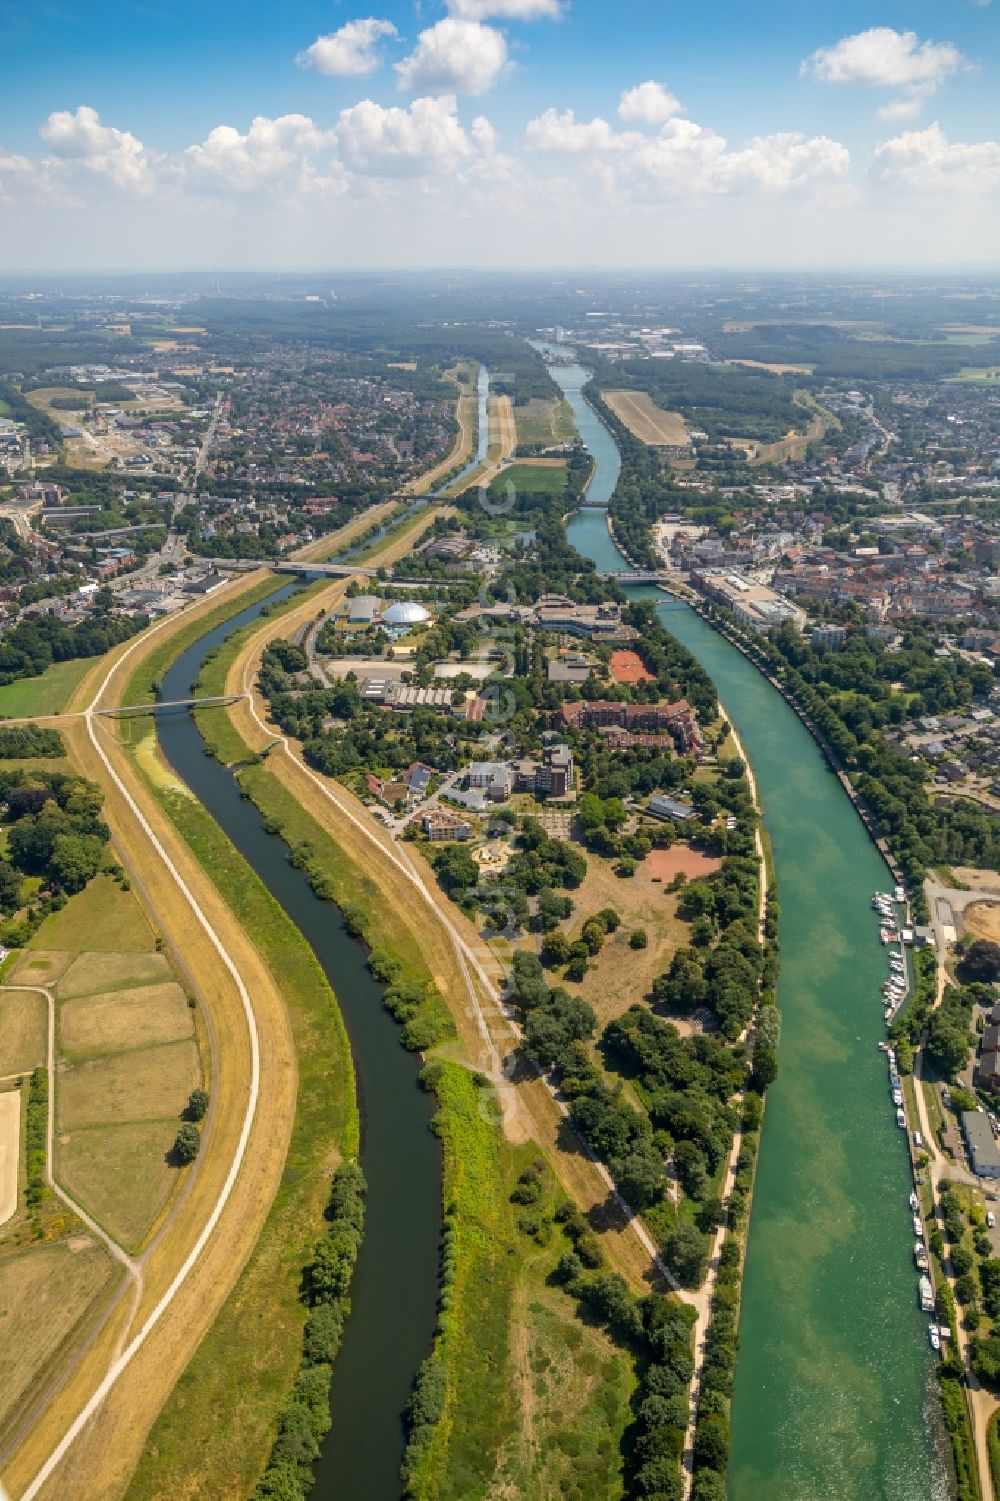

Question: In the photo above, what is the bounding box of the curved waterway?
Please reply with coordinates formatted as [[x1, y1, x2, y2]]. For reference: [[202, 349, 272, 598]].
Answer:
[[542, 355, 946, 1500], [155, 586, 440, 1501]]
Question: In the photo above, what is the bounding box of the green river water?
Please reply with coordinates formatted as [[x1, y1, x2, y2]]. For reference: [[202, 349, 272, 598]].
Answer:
[[552, 365, 949, 1499]]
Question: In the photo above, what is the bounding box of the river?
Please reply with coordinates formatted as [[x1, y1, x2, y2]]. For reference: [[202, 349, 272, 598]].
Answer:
[[542, 354, 948, 1501], [155, 587, 441, 1501]]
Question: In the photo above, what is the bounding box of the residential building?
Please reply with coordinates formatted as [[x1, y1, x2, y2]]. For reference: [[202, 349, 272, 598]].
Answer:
[[962, 1110, 1000, 1178]]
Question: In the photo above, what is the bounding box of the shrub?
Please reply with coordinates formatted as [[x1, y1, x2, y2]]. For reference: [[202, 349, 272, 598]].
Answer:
[[171, 1123, 200, 1165], [185, 1087, 210, 1122]]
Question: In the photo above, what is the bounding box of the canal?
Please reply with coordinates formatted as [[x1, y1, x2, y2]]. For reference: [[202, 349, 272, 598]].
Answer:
[[544, 355, 947, 1500], [155, 587, 441, 1501]]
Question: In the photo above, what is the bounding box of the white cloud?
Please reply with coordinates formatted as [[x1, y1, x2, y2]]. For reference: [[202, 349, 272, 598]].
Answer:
[[39, 105, 155, 191], [618, 81, 682, 126], [876, 94, 927, 124], [395, 19, 506, 96], [874, 123, 1000, 191], [185, 114, 337, 194], [335, 95, 476, 176], [446, 0, 562, 17], [0, 149, 33, 174], [526, 107, 849, 197], [803, 27, 965, 99], [525, 107, 626, 153], [296, 18, 398, 77]]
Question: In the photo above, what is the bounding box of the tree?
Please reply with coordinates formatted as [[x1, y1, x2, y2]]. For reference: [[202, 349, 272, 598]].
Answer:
[[171, 1123, 200, 1165], [185, 1087, 209, 1122], [959, 939, 1000, 984], [540, 930, 571, 968], [630, 929, 648, 950], [664, 1221, 707, 1288], [617, 1144, 664, 1209]]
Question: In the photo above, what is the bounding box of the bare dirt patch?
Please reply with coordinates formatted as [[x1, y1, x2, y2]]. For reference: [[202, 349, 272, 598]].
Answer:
[[56, 950, 172, 1001], [59, 982, 193, 1061], [952, 867, 1000, 895], [965, 903, 1000, 943], [0, 1240, 114, 1435], [0, 990, 47, 1075], [57, 1038, 199, 1130], [645, 846, 722, 882], [57, 1121, 179, 1251], [603, 389, 690, 447]]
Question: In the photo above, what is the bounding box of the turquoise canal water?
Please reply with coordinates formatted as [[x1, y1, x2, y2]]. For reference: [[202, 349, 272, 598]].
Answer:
[[546, 356, 948, 1501]]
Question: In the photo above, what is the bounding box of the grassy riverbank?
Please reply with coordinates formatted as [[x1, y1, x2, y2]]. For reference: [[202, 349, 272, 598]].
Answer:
[[119, 633, 359, 1500], [183, 586, 643, 1497]]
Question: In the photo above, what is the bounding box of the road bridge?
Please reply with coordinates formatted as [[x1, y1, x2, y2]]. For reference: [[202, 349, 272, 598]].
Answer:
[[204, 558, 378, 580]]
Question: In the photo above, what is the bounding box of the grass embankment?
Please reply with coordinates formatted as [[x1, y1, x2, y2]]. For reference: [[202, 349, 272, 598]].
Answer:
[[119, 635, 359, 1500]]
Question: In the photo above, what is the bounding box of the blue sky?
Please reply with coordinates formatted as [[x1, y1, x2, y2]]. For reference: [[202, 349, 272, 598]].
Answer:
[[0, 1, 998, 269]]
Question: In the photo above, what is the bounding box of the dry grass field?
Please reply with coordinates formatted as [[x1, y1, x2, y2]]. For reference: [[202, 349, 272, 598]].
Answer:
[[728, 358, 814, 374], [514, 395, 576, 447], [57, 1039, 200, 1131], [964, 903, 1000, 943], [602, 389, 690, 447], [59, 982, 192, 1062], [0, 1240, 115, 1436], [0, 990, 47, 1075], [7, 951, 73, 990], [56, 951, 171, 1001], [558, 854, 689, 1029], [58, 1123, 179, 1251]]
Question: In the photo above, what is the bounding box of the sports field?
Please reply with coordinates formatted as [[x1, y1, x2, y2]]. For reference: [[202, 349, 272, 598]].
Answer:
[[602, 389, 690, 446]]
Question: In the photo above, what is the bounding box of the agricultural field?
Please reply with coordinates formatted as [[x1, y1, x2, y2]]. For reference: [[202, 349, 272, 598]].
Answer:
[[602, 389, 690, 447], [7, 873, 202, 1254], [0, 1240, 117, 1438], [0, 989, 46, 1075], [514, 395, 577, 448]]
